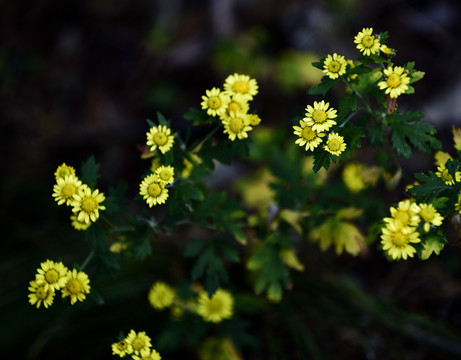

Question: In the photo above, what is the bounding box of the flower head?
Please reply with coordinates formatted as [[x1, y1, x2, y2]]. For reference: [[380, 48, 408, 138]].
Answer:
[[196, 289, 234, 323], [378, 66, 410, 98], [28, 280, 55, 309], [323, 53, 347, 79], [132, 348, 161, 360], [436, 165, 455, 185], [222, 94, 250, 118], [112, 339, 133, 358], [125, 330, 152, 355], [293, 120, 325, 151], [381, 221, 421, 260], [139, 174, 169, 207], [303, 100, 337, 132], [418, 203, 443, 232], [148, 281, 176, 310], [154, 165, 174, 185], [146, 125, 174, 154], [201, 87, 230, 117], [354, 27, 380, 56], [35, 259, 69, 292], [453, 126, 461, 151], [223, 73, 258, 100], [434, 151, 452, 167], [61, 269, 91, 305], [380, 44, 396, 57], [222, 111, 252, 141], [248, 114, 261, 126], [54, 163, 76, 181], [52, 175, 83, 206], [385, 199, 421, 227], [70, 215, 92, 231], [324, 132, 346, 156], [342, 163, 365, 193], [71, 185, 106, 224]]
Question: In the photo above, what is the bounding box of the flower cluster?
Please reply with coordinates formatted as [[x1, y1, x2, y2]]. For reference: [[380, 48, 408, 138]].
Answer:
[[293, 101, 347, 156], [381, 200, 444, 260], [140, 123, 176, 207], [28, 259, 91, 308], [52, 163, 106, 230], [201, 73, 261, 141], [112, 330, 161, 360]]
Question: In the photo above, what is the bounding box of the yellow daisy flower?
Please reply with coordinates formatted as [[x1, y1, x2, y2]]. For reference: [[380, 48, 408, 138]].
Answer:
[[154, 165, 174, 185], [112, 339, 133, 358], [378, 66, 410, 98], [35, 259, 69, 292], [70, 215, 91, 231], [222, 111, 253, 141], [146, 125, 174, 154], [434, 151, 452, 167], [71, 185, 106, 224], [223, 73, 258, 100], [293, 120, 325, 151], [381, 221, 420, 260], [354, 27, 380, 56], [221, 94, 250, 118], [324, 132, 346, 156], [303, 100, 337, 132], [148, 281, 176, 310], [380, 44, 396, 57], [346, 60, 358, 81], [453, 126, 461, 151], [54, 163, 76, 181], [418, 203, 443, 232], [201, 87, 230, 117], [323, 53, 347, 79], [436, 165, 455, 185], [132, 348, 161, 360], [125, 330, 152, 355], [139, 174, 169, 207], [342, 163, 365, 193], [61, 269, 91, 305], [196, 288, 234, 323], [384, 199, 421, 227], [52, 175, 83, 206], [28, 280, 55, 309], [248, 114, 261, 126]]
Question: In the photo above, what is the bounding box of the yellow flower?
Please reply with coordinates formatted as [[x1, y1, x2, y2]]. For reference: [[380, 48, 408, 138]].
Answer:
[[354, 27, 380, 56], [139, 174, 169, 207], [324, 132, 346, 156], [222, 111, 253, 141], [201, 87, 230, 117], [132, 348, 161, 360], [112, 339, 133, 358], [434, 151, 452, 167], [346, 60, 358, 81], [436, 165, 455, 185], [223, 73, 258, 100], [35, 259, 69, 292], [453, 126, 461, 151], [70, 215, 91, 231], [303, 100, 337, 132], [293, 120, 325, 151], [52, 175, 83, 206], [248, 114, 261, 126], [150, 157, 161, 173], [146, 125, 174, 154], [377, 66, 410, 98], [380, 44, 396, 56], [125, 330, 152, 355], [381, 221, 420, 260], [148, 281, 176, 310], [61, 269, 91, 305], [342, 163, 365, 193], [384, 199, 421, 227], [71, 185, 106, 224], [54, 163, 76, 181], [28, 280, 55, 309], [323, 53, 347, 79], [455, 194, 461, 213], [418, 203, 443, 232], [221, 94, 250, 118], [196, 289, 234, 323], [154, 165, 174, 185]]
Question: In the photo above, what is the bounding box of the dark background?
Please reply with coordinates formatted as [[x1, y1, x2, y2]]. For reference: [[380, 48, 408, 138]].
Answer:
[[2, 0, 461, 359]]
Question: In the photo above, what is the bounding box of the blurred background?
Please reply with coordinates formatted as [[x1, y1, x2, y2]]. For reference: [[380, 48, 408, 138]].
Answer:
[[2, 0, 461, 359]]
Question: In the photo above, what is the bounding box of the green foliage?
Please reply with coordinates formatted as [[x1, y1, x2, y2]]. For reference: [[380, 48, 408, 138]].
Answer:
[[81, 155, 101, 188]]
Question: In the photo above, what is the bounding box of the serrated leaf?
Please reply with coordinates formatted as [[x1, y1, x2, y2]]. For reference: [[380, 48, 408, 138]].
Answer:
[[312, 149, 331, 172], [183, 107, 215, 126], [308, 76, 338, 96], [104, 181, 128, 214], [419, 234, 446, 260], [368, 125, 386, 146], [409, 172, 452, 200], [81, 155, 101, 188], [183, 238, 207, 258], [410, 71, 425, 84], [156, 112, 169, 126], [84, 224, 108, 248]]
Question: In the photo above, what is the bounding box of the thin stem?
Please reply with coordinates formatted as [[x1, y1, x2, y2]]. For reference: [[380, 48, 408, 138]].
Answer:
[[80, 250, 95, 271], [339, 110, 359, 128], [340, 77, 373, 114], [191, 123, 222, 153], [101, 215, 135, 233]]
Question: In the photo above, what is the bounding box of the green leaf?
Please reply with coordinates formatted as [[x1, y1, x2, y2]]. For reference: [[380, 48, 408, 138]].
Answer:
[[419, 233, 447, 260], [183, 107, 215, 126], [409, 172, 452, 200], [104, 181, 128, 215], [184, 238, 207, 258], [311, 60, 324, 70], [156, 112, 169, 126], [88, 288, 105, 305], [368, 124, 386, 146], [84, 224, 108, 248], [131, 230, 152, 261], [312, 148, 331, 172], [81, 155, 101, 188], [308, 76, 338, 96]]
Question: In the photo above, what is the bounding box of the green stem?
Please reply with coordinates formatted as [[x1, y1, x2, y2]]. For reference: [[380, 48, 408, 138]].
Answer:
[[340, 77, 373, 114], [80, 250, 95, 271], [191, 123, 222, 153]]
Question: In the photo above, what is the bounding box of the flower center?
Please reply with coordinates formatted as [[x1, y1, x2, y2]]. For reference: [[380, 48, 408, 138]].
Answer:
[[229, 118, 244, 133], [62, 184, 76, 198], [148, 183, 161, 197], [132, 338, 145, 351], [312, 110, 327, 124], [420, 208, 434, 222], [394, 211, 409, 225], [36, 287, 47, 299], [208, 298, 224, 314], [207, 96, 221, 109], [45, 269, 59, 284], [362, 35, 374, 48], [391, 231, 407, 247], [387, 73, 401, 88], [82, 198, 97, 213], [227, 102, 241, 114], [328, 61, 340, 73], [66, 279, 83, 294], [159, 169, 171, 181], [233, 80, 249, 93], [302, 127, 316, 141], [153, 132, 167, 146], [328, 139, 341, 151]]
